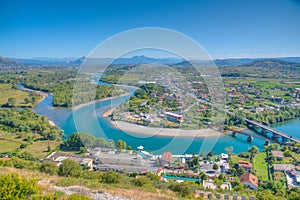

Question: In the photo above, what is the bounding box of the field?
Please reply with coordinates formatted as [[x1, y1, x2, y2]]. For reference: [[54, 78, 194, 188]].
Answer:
[[253, 153, 269, 180], [20, 140, 62, 159], [0, 134, 24, 152], [0, 84, 30, 106], [0, 133, 61, 159]]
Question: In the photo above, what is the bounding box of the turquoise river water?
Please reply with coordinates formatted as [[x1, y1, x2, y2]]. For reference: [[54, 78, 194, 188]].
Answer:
[[30, 84, 300, 155]]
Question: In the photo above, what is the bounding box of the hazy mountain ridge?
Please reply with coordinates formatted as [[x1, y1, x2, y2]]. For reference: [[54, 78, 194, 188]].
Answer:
[[2, 55, 300, 69]]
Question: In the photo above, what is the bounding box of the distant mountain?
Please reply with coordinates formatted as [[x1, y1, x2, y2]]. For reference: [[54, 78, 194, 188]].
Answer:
[[11, 57, 77, 66], [273, 57, 300, 63], [214, 57, 300, 66], [0, 56, 24, 70], [67, 55, 184, 66], [214, 58, 259, 66], [242, 59, 300, 68], [112, 55, 183, 64], [4, 55, 300, 68]]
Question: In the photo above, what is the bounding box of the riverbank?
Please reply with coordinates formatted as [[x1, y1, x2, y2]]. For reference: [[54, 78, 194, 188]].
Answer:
[[72, 92, 130, 110], [21, 86, 48, 105], [102, 108, 115, 117], [110, 120, 223, 138]]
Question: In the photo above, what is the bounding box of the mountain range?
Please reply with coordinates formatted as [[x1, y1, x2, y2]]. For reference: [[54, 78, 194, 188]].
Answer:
[[1, 55, 300, 70]]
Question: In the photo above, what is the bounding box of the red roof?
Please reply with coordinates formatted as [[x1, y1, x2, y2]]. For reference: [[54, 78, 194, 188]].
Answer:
[[240, 173, 258, 188], [228, 92, 243, 97], [238, 161, 252, 168], [0, 158, 12, 161]]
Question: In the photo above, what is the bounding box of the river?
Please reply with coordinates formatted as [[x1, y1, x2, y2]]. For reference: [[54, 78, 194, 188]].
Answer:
[[29, 84, 300, 155]]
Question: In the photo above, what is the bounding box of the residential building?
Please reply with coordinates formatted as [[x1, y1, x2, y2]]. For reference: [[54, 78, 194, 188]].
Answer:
[[240, 173, 258, 190], [274, 164, 295, 172], [238, 161, 252, 172], [271, 150, 284, 161]]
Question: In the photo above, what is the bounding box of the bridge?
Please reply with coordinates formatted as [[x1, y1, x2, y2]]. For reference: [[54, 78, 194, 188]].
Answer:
[[245, 119, 300, 144], [197, 98, 300, 144], [224, 126, 275, 145]]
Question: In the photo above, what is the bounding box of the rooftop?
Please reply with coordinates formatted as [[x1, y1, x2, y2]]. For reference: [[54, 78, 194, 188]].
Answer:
[[240, 173, 258, 188], [274, 164, 295, 171], [271, 150, 284, 158], [238, 161, 252, 168]]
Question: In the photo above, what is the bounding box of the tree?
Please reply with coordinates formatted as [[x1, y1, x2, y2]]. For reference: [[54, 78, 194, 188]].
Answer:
[[218, 173, 226, 181], [225, 146, 233, 156], [80, 147, 87, 154], [24, 97, 31, 104], [248, 145, 259, 161], [8, 97, 16, 107], [116, 140, 126, 151], [58, 159, 82, 178], [207, 151, 214, 157], [213, 163, 219, 170], [284, 150, 292, 157], [237, 167, 246, 176], [232, 182, 245, 192]]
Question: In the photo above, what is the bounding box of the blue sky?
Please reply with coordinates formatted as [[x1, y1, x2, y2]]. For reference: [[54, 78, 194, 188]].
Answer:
[[0, 0, 300, 59]]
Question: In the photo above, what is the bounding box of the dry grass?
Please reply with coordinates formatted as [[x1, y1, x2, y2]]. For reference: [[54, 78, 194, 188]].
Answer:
[[0, 167, 178, 200], [0, 84, 30, 106]]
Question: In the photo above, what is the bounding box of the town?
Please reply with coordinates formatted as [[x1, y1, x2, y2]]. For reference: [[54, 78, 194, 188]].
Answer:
[[2, 130, 300, 199]]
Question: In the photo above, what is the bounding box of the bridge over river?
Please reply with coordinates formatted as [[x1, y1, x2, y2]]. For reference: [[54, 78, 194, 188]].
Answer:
[[245, 119, 300, 144], [198, 97, 300, 144]]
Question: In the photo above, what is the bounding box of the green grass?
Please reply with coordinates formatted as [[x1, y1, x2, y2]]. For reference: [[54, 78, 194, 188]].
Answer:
[[0, 84, 30, 106], [0, 135, 24, 152], [19, 140, 62, 159], [253, 153, 268, 181], [229, 154, 250, 165]]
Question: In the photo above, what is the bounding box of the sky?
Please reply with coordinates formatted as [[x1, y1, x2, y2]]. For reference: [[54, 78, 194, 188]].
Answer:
[[0, 0, 300, 59]]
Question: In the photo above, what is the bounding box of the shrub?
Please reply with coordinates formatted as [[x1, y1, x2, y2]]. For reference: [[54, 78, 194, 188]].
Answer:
[[168, 182, 192, 197], [0, 173, 39, 199], [101, 170, 121, 184], [131, 176, 152, 187], [58, 159, 82, 178], [40, 161, 58, 175]]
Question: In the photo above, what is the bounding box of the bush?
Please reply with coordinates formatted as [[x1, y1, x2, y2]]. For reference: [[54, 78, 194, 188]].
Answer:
[[146, 172, 160, 181], [0, 173, 39, 199], [101, 170, 121, 184], [213, 163, 219, 170], [168, 182, 192, 197], [58, 159, 82, 178], [40, 161, 58, 175], [131, 176, 152, 187]]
